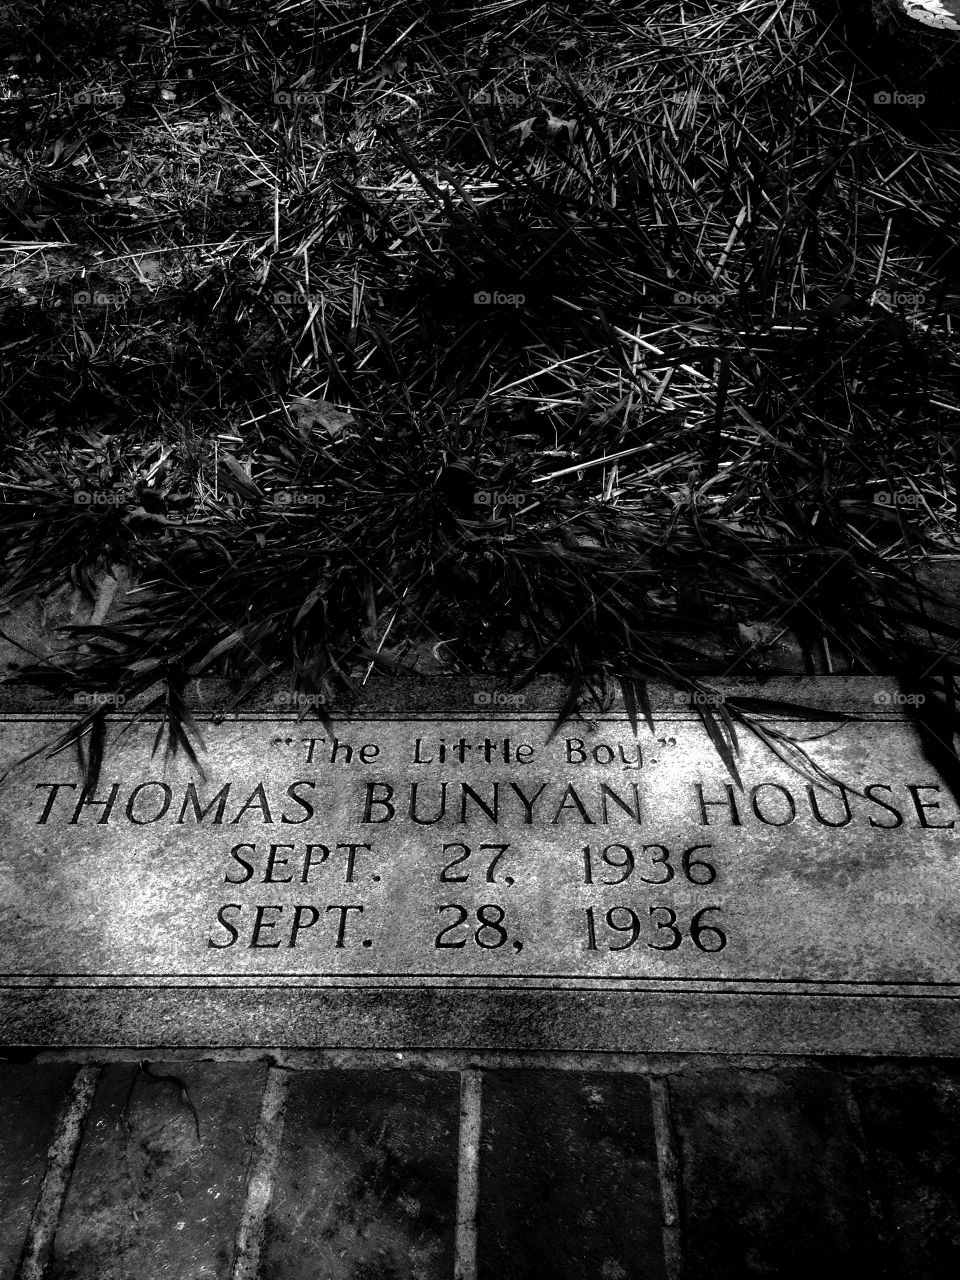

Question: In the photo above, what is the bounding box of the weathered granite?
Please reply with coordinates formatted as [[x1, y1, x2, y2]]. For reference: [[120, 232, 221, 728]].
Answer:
[[5, 1057, 960, 1279], [47, 1061, 264, 1280], [0, 1063, 77, 1280], [669, 1066, 885, 1278], [477, 1072, 665, 1280], [261, 1070, 458, 1280], [850, 1062, 960, 1274], [0, 678, 958, 1052]]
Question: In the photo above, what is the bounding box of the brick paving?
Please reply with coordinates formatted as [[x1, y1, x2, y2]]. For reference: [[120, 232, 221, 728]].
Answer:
[[669, 1066, 884, 1279], [0, 1064, 76, 1280], [476, 1071, 665, 1280], [3, 1055, 960, 1279], [47, 1062, 263, 1280], [261, 1069, 459, 1280]]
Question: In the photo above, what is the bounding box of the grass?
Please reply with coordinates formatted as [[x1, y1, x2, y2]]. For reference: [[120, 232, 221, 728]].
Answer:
[[2, 0, 960, 787]]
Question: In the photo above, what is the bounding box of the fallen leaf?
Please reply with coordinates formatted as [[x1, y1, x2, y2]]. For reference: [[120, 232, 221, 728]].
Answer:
[[220, 453, 262, 496], [288, 397, 355, 441]]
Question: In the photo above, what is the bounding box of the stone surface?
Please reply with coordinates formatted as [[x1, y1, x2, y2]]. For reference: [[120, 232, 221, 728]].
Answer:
[[0, 1062, 77, 1280], [47, 1060, 264, 1280], [851, 1063, 960, 1275], [260, 1069, 458, 1280], [476, 1071, 666, 1280], [3, 1058, 960, 1278], [669, 1066, 885, 1278], [1, 678, 959, 1051]]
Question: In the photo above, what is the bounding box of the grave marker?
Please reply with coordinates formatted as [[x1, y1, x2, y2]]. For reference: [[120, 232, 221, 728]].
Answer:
[[1, 680, 957, 1053]]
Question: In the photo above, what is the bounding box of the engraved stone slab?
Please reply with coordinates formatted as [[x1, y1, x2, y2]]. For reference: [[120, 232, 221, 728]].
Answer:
[[1, 685, 958, 1052]]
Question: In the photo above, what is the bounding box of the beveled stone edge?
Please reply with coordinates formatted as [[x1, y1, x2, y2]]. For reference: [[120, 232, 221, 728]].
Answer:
[[2, 987, 959, 1056]]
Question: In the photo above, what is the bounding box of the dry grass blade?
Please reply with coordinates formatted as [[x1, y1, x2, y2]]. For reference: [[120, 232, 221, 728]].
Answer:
[[0, 0, 958, 788]]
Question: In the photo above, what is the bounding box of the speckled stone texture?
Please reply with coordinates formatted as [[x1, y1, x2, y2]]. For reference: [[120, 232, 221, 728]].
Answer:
[[46, 1061, 263, 1280], [3, 675, 960, 1053], [0, 1063, 77, 1280], [851, 1062, 960, 1277], [476, 1071, 666, 1280], [3, 1059, 960, 1278], [260, 1069, 458, 1280], [668, 1065, 885, 1279]]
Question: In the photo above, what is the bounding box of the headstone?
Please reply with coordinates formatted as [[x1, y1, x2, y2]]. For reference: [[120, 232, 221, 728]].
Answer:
[[1, 679, 958, 1054], [891, 0, 960, 33]]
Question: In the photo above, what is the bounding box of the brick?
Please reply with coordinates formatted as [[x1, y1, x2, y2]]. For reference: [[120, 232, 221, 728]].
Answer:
[[477, 1071, 666, 1280], [0, 1062, 78, 1279], [670, 1066, 884, 1279], [852, 1064, 960, 1276], [48, 1061, 264, 1280], [260, 1069, 458, 1280]]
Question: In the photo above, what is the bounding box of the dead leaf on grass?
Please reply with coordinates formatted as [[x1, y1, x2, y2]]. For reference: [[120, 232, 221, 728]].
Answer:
[[287, 397, 356, 442]]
